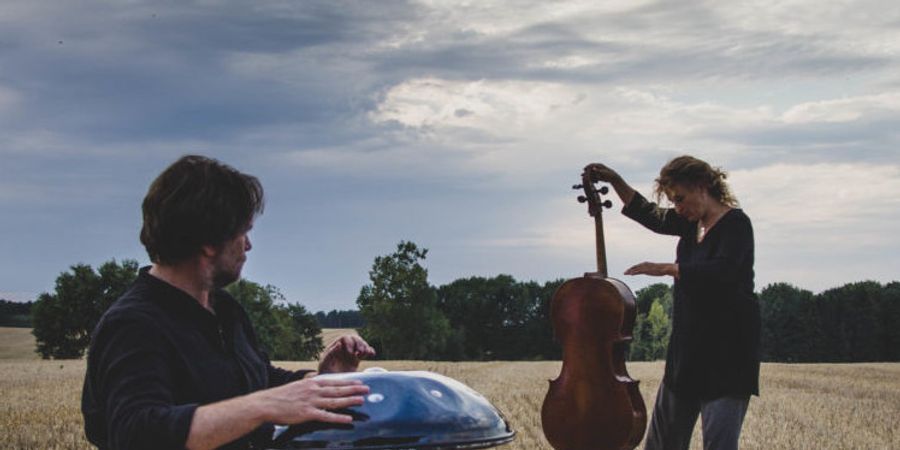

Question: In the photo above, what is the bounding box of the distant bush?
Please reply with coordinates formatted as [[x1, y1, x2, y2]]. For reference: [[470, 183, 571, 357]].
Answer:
[[0, 300, 33, 327]]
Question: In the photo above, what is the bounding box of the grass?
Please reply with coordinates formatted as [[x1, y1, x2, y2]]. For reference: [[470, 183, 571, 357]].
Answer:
[[0, 327, 40, 360], [320, 328, 359, 348], [2, 329, 898, 449]]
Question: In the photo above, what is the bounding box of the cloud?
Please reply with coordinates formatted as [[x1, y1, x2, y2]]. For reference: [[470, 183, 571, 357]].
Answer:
[[2, 0, 900, 307], [782, 92, 900, 123], [730, 162, 900, 247], [369, 77, 584, 131]]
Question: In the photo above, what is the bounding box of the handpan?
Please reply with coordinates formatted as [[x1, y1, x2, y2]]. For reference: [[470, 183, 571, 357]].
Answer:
[[267, 368, 515, 450]]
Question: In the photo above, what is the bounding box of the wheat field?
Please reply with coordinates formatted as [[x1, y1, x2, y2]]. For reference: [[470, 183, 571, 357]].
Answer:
[[2, 328, 899, 449]]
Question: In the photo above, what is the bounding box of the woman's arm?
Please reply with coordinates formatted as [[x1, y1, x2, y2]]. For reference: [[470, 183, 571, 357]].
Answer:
[[583, 163, 691, 236]]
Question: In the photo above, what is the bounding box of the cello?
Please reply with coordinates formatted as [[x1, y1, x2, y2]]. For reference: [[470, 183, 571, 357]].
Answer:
[[540, 170, 647, 450]]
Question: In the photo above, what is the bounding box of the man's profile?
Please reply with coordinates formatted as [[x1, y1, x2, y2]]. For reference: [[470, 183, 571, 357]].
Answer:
[[82, 155, 374, 450]]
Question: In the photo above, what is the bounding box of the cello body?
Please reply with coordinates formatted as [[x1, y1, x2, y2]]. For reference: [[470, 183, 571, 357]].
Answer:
[[540, 173, 647, 450]]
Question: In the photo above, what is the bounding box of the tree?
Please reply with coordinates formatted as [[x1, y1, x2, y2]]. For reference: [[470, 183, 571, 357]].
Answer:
[[758, 282, 818, 362], [630, 299, 671, 361], [881, 282, 900, 361], [31, 260, 139, 359], [437, 275, 536, 360], [286, 303, 325, 360], [0, 300, 33, 327], [817, 281, 884, 362], [226, 280, 323, 361], [357, 241, 450, 360], [314, 309, 365, 328], [634, 283, 672, 317]]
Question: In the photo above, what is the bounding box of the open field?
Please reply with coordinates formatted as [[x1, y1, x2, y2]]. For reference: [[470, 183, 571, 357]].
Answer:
[[2, 329, 899, 449], [0, 327, 40, 360], [320, 327, 359, 347]]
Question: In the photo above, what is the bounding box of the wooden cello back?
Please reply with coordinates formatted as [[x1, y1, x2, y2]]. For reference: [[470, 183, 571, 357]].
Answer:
[[540, 172, 647, 450]]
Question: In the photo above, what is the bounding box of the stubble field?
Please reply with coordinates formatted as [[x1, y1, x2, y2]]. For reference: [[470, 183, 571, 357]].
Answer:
[[2, 328, 898, 449]]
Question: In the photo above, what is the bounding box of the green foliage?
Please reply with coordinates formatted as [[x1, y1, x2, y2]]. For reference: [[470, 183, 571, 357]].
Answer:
[[26, 251, 900, 363], [315, 309, 364, 328], [758, 282, 818, 362], [628, 284, 673, 361], [631, 299, 672, 361], [0, 300, 33, 327], [634, 283, 672, 317], [437, 275, 547, 360], [817, 281, 884, 362], [357, 241, 450, 359], [31, 260, 139, 359], [882, 282, 900, 361], [286, 303, 326, 360], [226, 280, 323, 361], [757, 280, 900, 363]]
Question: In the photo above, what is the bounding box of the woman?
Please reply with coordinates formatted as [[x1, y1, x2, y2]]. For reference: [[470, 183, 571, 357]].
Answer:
[[585, 155, 760, 450]]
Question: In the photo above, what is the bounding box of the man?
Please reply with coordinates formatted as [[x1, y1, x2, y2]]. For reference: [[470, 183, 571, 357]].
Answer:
[[82, 155, 375, 450]]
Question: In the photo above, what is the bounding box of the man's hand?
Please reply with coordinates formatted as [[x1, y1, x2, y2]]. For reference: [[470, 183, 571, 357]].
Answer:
[[186, 378, 369, 450], [254, 377, 369, 425], [625, 262, 679, 278], [318, 335, 376, 374]]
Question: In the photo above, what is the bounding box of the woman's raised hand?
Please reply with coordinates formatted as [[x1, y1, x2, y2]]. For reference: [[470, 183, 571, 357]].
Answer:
[[583, 163, 622, 183]]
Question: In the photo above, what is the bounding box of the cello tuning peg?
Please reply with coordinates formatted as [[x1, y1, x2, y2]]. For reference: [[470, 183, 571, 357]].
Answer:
[[573, 184, 583, 190], [602, 200, 612, 208], [599, 186, 609, 195], [577, 195, 587, 203]]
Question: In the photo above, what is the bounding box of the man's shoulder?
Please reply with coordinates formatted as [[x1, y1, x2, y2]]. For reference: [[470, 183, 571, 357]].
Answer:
[[98, 279, 171, 331]]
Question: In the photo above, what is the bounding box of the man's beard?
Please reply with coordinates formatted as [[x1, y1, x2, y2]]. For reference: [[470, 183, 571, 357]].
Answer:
[[212, 263, 242, 288]]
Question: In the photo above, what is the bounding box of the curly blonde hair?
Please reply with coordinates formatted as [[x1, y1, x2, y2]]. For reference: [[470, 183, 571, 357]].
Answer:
[[654, 155, 738, 207]]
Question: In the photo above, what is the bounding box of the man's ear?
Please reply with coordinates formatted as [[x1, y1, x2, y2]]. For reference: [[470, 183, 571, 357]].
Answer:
[[200, 244, 218, 259]]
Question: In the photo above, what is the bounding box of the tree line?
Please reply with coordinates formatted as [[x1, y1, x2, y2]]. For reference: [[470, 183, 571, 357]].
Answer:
[[29, 260, 323, 360], [315, 309, 364, 328], [355, 241, 900, 363], [23, 243, 900, 363], [0, 299, 33, 327]]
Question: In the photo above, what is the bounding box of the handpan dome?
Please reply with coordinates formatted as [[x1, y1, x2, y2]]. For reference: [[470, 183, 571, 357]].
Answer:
[[267, 369, 515, 450]]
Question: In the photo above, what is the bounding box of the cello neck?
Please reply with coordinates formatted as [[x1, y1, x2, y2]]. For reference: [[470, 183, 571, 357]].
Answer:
[[594, 213, 608, 277], [575, 171, 613, 278]]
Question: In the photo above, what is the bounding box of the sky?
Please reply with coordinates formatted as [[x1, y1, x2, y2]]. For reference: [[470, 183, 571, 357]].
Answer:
[[1, 0, 898, 312]]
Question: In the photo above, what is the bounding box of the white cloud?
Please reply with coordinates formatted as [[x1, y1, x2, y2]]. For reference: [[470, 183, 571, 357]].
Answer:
[[730, 162, 900, 290], [370, 77, 585, 132], [412, 0, 653, 37], [781, 92, 900, 123], [731, 162, 900, 245], [716, 0, 900, 55]]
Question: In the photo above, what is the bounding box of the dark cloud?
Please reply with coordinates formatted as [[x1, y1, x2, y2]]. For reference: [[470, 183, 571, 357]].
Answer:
[[0, 0, 420, 143]]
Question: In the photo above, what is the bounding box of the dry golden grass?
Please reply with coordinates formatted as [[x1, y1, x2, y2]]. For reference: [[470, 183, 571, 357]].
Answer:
[[320, 328, 359, 348], [2, 330, 898, 449], [0, 327, 40, 360]]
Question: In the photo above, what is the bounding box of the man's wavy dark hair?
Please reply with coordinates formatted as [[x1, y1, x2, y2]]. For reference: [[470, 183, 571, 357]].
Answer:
[[140, 155, 264, 265]]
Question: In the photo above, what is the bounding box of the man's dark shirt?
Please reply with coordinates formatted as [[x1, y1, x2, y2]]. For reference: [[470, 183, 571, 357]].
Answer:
[[623, 193, 761, 400], [82, 267, 312, 450]]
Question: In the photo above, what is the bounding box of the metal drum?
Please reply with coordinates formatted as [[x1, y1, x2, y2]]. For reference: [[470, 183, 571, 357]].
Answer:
[[267, 369, 515, 450]]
